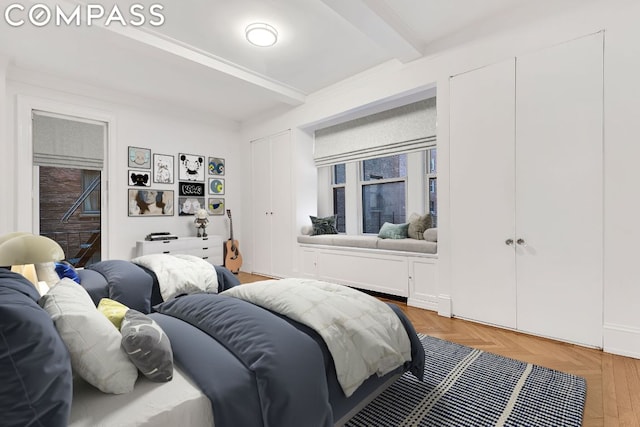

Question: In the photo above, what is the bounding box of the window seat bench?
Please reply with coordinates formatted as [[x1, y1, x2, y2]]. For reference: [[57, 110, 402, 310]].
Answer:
[[296, 234, 437, 254], [297, 230, 439, 311]]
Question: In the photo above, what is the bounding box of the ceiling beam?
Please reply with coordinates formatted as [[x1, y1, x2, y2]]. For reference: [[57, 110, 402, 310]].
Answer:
[[30, 0, 307, 106], [320, 0, 423, 63], [108, 26, 307, 106]]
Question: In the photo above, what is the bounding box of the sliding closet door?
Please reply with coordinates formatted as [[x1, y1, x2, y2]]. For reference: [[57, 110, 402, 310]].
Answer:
[[515, 33, 603, 347], [449, 59, 517, 328]]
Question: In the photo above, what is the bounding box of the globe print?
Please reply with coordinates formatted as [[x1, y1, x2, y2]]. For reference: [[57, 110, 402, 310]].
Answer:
[[210, 179, 224, 194]]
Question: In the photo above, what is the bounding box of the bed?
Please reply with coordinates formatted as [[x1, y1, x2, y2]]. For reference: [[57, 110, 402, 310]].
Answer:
[[1, 256, 424, 427]]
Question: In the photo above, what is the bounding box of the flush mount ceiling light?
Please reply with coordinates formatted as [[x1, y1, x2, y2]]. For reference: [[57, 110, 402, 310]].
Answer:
[[245, 23, 278, 47]]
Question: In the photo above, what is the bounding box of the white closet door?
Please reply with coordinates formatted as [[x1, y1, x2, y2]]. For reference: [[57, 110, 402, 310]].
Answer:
[[251, 137, 273, 276], [515, 33, 603, 347], [450, 59, 517, 328], [269, 131, 292, 278]]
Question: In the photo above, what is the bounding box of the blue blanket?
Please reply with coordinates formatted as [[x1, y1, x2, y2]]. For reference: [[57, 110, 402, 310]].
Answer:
[[152, 293, 333, 427], [151, 292, 425, 427]]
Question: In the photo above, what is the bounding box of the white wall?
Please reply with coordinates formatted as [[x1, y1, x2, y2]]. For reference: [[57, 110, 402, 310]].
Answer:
[[3, 68, 241, 261], [241, 0, 640, 358]]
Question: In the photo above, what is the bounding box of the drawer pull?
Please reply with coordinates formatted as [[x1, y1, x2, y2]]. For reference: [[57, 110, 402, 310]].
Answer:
[[163, 251, 170, 254], [203, 247, 208, 250], [202, 256, 208, 260]]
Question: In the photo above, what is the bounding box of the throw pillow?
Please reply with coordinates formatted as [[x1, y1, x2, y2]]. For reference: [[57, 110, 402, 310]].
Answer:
[[0, 270, 72, 426], [121, 309, 174, 382], [423, 228, 438, 242], [55, 261, 80, 283], [407, 213, 433, 240], [39, 278, 138, 394], [97, 298, 129, 330], [378, 222, 410, 239], [310, 215, 338, 235]]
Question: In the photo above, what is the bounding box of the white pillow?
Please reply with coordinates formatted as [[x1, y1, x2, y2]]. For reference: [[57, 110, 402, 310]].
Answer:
[[39, 278, 138, 394], [132, 253, 218, 301]]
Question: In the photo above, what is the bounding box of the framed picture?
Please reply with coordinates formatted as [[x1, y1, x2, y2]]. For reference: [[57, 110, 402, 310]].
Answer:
[[208, 198, 225, 215], [128, 169, 151, 187], [153, 154, 174, 184], [178, 153, 205, 182], [128, 189, 174, 216], [179, 181, 205, 197], [128, 146, 151, 169], [178, 197, 205, 216], [208, 178, 225, 195], [208, 157, 225, 176]]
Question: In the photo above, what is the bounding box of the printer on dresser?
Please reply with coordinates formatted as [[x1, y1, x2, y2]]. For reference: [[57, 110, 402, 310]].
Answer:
[[136, 235, 223, 266]]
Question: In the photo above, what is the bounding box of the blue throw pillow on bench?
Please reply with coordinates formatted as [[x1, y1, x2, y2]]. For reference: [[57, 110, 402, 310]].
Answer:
[[377, 222, 410, 239]]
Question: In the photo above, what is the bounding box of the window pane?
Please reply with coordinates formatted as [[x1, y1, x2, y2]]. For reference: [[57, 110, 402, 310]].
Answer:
[[333, 163, 346, 185], [82, 170, 101, 214], [428, 148, 437, 174], [333, 187, 346, 233], [362, 154, 407, 181], [429, 177, 437, 226], [362, 182, 405, 233]]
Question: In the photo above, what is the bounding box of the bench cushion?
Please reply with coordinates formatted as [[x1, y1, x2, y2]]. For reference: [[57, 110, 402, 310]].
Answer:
[[297, 234, 437, 254], [376, 238, 437, 254]]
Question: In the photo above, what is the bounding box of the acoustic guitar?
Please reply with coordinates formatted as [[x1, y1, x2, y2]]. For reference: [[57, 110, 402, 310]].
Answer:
[[224, 209, 243, 274]]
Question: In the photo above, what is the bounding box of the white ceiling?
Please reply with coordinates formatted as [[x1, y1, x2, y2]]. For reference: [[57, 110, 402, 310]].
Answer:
[[0, 0, 590, 123]]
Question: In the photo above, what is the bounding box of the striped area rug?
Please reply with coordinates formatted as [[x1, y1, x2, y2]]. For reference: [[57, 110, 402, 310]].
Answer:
[[346, 334, 586, 427]]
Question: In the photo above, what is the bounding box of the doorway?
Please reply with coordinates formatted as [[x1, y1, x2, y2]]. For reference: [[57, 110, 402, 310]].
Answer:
[[32, 111, 106, 267]]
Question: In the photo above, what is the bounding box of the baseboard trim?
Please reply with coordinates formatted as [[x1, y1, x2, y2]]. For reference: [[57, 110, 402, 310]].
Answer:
[[407, 297, 438, 312], [437, 294, 452, 318], [603, 323, 640, 359]]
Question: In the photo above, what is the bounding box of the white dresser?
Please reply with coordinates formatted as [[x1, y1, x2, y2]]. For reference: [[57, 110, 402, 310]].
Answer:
[[135, 236, 223, 266]]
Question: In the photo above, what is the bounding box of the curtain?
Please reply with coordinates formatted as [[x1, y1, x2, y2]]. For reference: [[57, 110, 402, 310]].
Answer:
[[32, 111, 105, 170], [313, 97, 436, 166]]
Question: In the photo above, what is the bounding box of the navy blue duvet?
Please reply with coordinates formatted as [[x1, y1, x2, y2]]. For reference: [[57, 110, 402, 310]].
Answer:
[[151, 292, 424, 427]]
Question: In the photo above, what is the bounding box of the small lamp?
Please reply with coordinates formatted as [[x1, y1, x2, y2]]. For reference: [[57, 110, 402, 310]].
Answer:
[[0, 233, 65, 294]]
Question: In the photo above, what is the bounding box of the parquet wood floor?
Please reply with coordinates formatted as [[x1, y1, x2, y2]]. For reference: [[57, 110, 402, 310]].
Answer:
[[237, 272, 640, 426]]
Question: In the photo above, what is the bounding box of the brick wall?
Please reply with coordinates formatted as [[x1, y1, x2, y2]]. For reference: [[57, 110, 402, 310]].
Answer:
[[39, 166, 101, 264]]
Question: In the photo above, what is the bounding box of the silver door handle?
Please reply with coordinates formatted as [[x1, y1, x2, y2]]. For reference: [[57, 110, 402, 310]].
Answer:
[[505, 239, 514, 246], [516, 238, 526, 246]]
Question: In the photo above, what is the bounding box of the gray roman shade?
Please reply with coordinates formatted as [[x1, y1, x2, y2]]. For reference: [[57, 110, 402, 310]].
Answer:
[[32, 111, 106, 170], [313, 98, 436, 166]]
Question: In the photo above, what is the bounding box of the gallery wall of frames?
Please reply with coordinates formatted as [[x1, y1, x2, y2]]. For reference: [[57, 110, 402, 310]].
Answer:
[[127, 146, 226, 217]]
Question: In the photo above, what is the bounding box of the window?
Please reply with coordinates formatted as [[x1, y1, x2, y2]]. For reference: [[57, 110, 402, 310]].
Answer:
[[81, 170, 101, 215], [332, 164, 346, 232], [323, 149, 436, 235], [426, 148, 437, 226], [360, 154, 407, 233]]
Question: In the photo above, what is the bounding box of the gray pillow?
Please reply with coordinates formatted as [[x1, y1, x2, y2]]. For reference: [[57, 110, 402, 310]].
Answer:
[[377, 222, 410, 239], [310, 215, 338, 235], [121, 309, 174, 382], [407, 213, 433, 240]]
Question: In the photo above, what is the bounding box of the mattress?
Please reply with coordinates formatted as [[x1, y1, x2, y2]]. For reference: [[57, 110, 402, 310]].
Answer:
[[69, 366, 213, 427]]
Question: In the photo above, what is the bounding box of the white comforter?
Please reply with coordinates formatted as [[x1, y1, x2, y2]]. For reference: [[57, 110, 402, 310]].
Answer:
[[132, 254, 218, 301], [223, 278, 411, 397]]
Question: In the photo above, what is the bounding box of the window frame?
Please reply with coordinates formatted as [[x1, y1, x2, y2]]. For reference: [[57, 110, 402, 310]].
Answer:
[[322, 147, 436, 235], [358, 154, 408, 235], [81, 169, 101, 216], [331, 164, 346, 233], [425, 148, 437, 226]]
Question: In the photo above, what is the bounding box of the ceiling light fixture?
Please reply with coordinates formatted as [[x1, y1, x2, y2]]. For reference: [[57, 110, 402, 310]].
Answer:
[[245, 23, 278, 47]]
